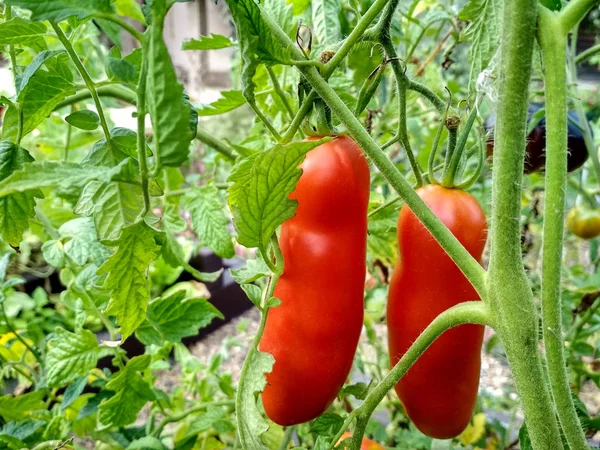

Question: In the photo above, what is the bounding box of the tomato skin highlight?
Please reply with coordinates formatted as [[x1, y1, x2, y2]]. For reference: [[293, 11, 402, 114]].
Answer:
[[567, 206, 600, 240], [387, 185, 487, 439], [260, 136, 370, 426]]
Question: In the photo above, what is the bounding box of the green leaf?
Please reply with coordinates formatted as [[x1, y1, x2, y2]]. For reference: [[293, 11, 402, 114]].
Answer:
[[115, 0, 146, 23], [226, 0, 291, 103], [0, 158, 130, 197], [539, 0, 561, 11], [160, 232, 222, 283], [0, 391, 46, 422], [458, 0, 502, 86], [183, 186, 234, 258], [75, 180, 145, 242], [127, 437, 166, 450], [106, 46, 137, 82], [197, 90, 247, 117], [3, 53, 75, 140], [312, 0, 341, 46], [97, 222, 161, 340], [0, 420, 46, 446], [228, 139, 328, 250], [264, 0, 294, 37], [15, 50, 64, 97], [240, 283, 262, 307], [98, 355, 155, 428], [82, 127, 146, 166], [0, 18, 47, 49], [136, 290, 223, 345], [236, 350, 274, 450], [96, 18, 122, 48], [182, 33, 235, 50], [65, 110, 100, 131], [230, 257, 270, 284], [4, 0, 113, 21], [42, 240, 65, 267], [60, 375, 88, 410], [0, 142, 43, 247], [310, 413, 344, 436], [59, 217, 110, 265], [146, 1, 191, 168], [46, 327, 99, 388], [287, 0, 311, 15], [367, 205, 398, 267]]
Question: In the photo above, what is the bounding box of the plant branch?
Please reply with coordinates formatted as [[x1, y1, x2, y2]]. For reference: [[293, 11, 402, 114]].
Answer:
[[575, 42, 600, 64], [196, 128, 238, 161], [6, 6, 23, 145], [1, 304, 43, 364], [137, 51, 151, 217], [329, 301, 492, 450], [93, 12, 144, 41], [487, 0, 564, 447], [152, 400, 235, 437], [538, 9, 590, 450], [55, 85, 137, 110], [559, 0, 600, 32], [267, 67, 294, 120], [51, 21, 114, 154]]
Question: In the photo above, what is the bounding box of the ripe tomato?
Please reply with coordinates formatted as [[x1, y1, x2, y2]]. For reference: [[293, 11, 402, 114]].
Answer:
[[338, 432, 384, 450], [260, 136, 371, 426], [387, 185, 487, 439], [485, 104, 589, 174], [567, 206, 600, 239]]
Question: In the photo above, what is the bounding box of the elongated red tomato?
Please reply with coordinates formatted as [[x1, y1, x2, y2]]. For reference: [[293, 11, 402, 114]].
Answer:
[[387, 185, 487, 439], [260, 136, 370, 426]]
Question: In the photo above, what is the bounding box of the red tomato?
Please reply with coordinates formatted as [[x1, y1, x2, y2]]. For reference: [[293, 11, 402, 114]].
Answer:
[[339, 432, 385, 449], [387, 185, 487, 439], [260, 136, 370, 426]]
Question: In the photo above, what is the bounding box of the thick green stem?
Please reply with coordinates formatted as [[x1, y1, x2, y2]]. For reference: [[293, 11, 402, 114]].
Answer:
[[538, 10, 592, 449], [559, 0, 600, 31], [329, 302, 492, 450], [55, 85, 137, 110], [137, 52, 151, 217], [51, 21, 114, 154], [261, 6, 487, 299], [487, 0, 563, 448]]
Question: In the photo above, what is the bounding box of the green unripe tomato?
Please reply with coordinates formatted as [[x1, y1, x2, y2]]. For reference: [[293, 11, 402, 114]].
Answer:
[[567, 206, 600, 240]]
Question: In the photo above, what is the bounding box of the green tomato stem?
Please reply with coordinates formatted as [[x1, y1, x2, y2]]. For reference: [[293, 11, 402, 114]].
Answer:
[[442, 106, 478, 187], [195, 127, 238, 162], [137, 48, 151, 217], [538, 9, 591, 450], [575, 42, 600, 64], [93, 12, 144, 41], [152, 399, 235, 438], [558, 0, 600, 31], [51, 21, 114, 156], [328, 301, 492, 450], [267, 66, 294, 120], [54, 85, 138, 110], [486, 0, 564, 448]]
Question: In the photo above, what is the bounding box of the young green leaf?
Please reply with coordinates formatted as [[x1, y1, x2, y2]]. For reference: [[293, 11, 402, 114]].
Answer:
[[0, 420, 46, 447], [228, 139, 328, 250], [4, 0, 113, 21], [225, 0, 291, 103], [236, 350, 274, 450], [0, 142, 43, 247], [135, 290, 223, 345], [458, 0, 502, 86], [367, 205, 399, 267], [0, 18, 47, 50], [182, 34, 236, 51], [310, 413, 344, 435], [263, 0, 294, 37], [0, 391, 46, 422], [146, 0, 192, 168], [183, 185, 235, 258], [312, 0, 341, 47], [115, 0, 146, 23], [15, 50, 65, 97], [197, 90, 246, 117], [65, 110, 100, 131], [60, 375, 88, 410], [59, 217, 110, 265], [106, 47, 137, 83], [98, 355, 155, 428], [42, 240, 65, 268], [230, 257, 270, 284], [46, 328, 99, 388], [97, 222, 161, 340], [240, 283, 262, 307]]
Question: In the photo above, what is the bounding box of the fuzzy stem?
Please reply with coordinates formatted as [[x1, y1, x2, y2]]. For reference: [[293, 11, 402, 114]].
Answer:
[[487, 0, 563, 448], [538, 8, 591, 449]]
